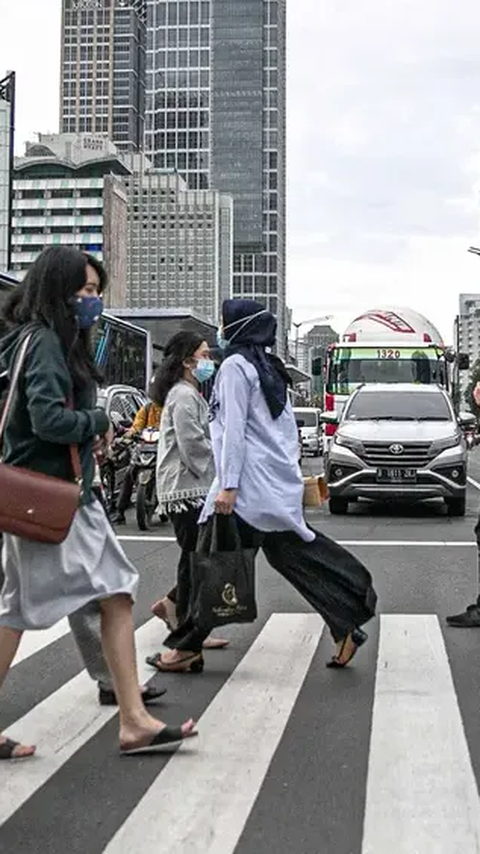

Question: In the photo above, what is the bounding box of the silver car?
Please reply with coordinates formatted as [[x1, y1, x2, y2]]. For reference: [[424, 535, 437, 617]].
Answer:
[[323, 384, 470, 517]]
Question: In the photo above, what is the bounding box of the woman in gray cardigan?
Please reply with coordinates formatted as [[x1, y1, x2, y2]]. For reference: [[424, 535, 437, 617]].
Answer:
[[148, 331, 227, 674]]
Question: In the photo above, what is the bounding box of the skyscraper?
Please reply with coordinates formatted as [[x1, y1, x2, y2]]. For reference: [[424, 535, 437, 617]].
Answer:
[[145, 0, 286, 350], [125, 167, 233, 318], [60, 0, 146, 153], [0, 72, 15, 273]]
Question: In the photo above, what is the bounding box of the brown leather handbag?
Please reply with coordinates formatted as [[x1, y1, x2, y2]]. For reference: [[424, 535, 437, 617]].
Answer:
[[0, 332, 83, 544]]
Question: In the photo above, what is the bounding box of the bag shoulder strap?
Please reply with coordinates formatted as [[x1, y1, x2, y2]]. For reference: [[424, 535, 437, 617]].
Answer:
[[0, 331, 82, 486], [0, 332, 33, 444]]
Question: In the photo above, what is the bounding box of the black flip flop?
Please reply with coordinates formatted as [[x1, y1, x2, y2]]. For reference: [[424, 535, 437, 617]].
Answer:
[[120, 727, 198, 756], [0, 738, 34, 761], [99, 685, 167, 707]]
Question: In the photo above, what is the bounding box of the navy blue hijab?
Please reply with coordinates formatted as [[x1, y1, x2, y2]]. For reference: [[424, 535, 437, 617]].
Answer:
[[222, 299, 291, 419]]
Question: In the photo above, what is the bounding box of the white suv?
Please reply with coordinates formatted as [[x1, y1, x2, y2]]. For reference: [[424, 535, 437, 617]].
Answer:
[[323, 384, 469, 516]]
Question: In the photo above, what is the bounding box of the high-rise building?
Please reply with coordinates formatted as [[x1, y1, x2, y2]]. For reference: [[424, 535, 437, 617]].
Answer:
[[306, 324, 339, 352], [145, 0, 286, 353], [11, 134, 130, 306], [0, 72, 15, 273], [458, 294, 480, 402], [125, 165, 233, 319], [60, 0, 146, 153]]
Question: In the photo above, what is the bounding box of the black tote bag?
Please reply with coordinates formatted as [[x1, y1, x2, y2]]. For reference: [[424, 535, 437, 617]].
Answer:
[[191, 514, 257, 630]]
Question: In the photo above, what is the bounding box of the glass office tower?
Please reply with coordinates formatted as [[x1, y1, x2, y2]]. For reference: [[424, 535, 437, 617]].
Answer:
[[145, 0, 286, 350]]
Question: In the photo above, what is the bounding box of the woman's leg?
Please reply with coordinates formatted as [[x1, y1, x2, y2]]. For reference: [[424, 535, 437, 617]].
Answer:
[[151, 507, 200, 630], [99, 594, 195, 747], [0, 627, 35, 757], [262, 529, 377, 652], [151, 511, 229, 670]]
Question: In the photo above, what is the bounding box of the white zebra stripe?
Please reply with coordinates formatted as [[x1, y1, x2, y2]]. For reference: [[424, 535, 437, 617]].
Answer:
[[104, 613, 325, 854], [362, 615, 480, 853]]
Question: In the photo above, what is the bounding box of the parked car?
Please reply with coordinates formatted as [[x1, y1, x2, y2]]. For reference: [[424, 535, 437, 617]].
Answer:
[[97, 385, 149, 512], [293, 407, 323, 456], [322, 383, 468, 516]]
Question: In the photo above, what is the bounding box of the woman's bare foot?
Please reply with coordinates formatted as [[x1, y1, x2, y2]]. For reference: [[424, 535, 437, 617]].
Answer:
[[161, 649, 196, 665], [202, 636, 229, 650], [151, 597, 178, 631], [146, 648, 204, 673], [334, 634, 357, 664], [119, 718, 196, 752], [0, 735, 36, 760], [327, 628, 368, 669]]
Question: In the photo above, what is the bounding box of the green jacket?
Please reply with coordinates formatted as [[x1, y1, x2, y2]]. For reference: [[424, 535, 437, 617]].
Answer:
[[0, 324, 110, 506]]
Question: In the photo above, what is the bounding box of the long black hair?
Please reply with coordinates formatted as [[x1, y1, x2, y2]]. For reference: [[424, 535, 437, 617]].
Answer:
[[2, 246, 107, 389], [151, 330, 204, 406]]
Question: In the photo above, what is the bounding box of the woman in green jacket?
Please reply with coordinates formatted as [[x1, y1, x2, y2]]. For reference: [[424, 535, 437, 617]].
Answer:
[[0, 246, 195, 759]]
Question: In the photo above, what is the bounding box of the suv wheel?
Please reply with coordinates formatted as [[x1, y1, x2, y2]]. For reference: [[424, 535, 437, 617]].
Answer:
[[329, 497, 349, 515], [446, 496, 466, 517]]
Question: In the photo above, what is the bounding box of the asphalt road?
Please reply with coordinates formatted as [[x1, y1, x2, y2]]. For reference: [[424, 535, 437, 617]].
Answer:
[[2, 452, 480, 853]]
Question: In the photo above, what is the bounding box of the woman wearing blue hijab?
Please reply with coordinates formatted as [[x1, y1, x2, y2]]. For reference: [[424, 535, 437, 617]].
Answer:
[[200, 299, 377, 668]]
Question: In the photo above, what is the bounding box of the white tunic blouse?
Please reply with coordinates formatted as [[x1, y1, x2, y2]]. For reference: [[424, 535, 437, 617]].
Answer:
[[200, 354, 315, 542]]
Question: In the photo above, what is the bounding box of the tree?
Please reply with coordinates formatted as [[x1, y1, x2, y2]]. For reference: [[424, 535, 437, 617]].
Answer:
[[464, 357, 480, 417]]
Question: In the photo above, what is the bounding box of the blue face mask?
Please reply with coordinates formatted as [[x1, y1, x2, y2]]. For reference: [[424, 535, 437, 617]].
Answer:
[[192, 358, 215, 384], [216, 329, 228, 350], [73, 296, 104, 329]]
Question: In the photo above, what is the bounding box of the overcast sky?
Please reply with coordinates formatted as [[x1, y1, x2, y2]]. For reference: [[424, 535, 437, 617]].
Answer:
[[2, 0, 480, 342]]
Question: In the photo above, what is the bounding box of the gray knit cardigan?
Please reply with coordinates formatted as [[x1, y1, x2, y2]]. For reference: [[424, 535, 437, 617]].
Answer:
[[156, 380, 215, 513]]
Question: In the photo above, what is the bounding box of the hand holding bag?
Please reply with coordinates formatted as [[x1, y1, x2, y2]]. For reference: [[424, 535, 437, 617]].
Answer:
[[191, 514, 257, 630], [303, 475, 329, 507], [0, 333, 83, 544]]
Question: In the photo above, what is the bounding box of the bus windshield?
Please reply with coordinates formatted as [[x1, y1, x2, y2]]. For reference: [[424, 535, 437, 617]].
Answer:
[[94, 316, 150, 389], [326, 347, 447, 395]]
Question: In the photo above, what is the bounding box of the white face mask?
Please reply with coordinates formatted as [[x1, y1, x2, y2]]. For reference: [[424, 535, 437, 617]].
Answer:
[[223, 309, 269, 345]]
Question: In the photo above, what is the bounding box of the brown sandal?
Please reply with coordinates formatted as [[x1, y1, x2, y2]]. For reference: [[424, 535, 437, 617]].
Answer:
[[146, 652, 204, 674], [0, 737, 35, 760]]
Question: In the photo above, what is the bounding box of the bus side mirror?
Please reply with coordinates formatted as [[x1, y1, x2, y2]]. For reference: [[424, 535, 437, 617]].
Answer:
[[320, 412, 339, 425], [458, 412, 476, 428], [458, 353, 470, 370]]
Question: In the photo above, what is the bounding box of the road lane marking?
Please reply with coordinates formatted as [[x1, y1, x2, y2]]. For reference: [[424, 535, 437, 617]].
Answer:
[[104, 613, 324, 854], [0, 619, 166, 825], [118, 535, 177, 542], [362, 615, 480, 854], [13, 619, 70, 667], [468, 475, 480, 492], [117, 534, 477, 547], [339, 540, 475, 547]]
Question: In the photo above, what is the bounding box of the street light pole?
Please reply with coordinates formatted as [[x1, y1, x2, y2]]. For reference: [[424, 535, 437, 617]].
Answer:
[[292, 315, 333, 365]]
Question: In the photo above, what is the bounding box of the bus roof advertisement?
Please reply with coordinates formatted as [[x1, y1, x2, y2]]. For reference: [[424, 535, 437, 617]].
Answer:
[[341, 306, 444, 347]]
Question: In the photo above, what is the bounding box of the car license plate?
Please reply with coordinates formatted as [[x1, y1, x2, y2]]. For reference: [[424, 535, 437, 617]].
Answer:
[[376, 468, 417, 483]]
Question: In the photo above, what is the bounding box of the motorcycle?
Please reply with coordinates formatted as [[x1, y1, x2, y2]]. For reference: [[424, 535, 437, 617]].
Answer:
[[133, 428, 160, 531], [99, 418, 133, 514], [465, 430, 475, 450]]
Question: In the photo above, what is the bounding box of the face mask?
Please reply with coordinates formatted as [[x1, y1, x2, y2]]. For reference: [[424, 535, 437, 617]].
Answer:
[[222, 309, 269, 346], [192, 358, 215, 384], [73, 296, 104, 329], [216, 329, 228, 350]]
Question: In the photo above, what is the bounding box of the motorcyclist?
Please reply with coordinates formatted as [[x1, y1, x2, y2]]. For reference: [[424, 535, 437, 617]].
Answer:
[[110, 399, 162, 525]]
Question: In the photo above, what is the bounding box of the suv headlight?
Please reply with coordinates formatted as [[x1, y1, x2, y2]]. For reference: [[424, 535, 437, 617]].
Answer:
[[334, 434, 364, 455], [430, 435, 461, 455]]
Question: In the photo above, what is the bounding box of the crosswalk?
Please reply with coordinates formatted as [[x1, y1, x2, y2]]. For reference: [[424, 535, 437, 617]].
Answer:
[[1, 612, 480, 853]]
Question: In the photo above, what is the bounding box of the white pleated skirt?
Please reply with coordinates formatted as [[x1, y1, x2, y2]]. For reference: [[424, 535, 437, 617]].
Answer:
[[0, 499, 138, 631]]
